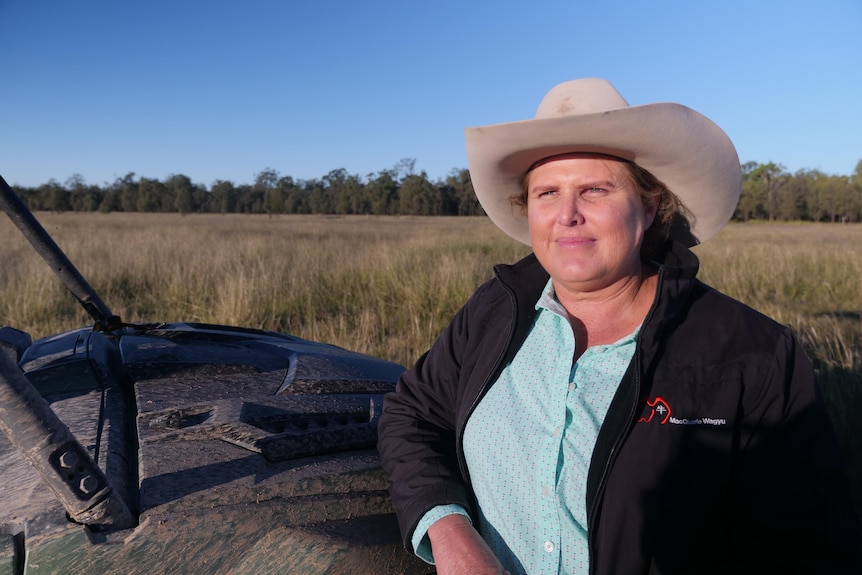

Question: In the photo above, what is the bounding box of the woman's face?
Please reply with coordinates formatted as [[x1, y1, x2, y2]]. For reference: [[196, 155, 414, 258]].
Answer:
[[526, 154, 657, 294]]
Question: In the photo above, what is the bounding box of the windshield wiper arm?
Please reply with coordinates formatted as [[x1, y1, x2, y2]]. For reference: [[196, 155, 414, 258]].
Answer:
[[0, 175, 120, 331]]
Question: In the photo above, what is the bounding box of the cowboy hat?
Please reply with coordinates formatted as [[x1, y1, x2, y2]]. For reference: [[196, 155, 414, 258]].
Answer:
[[464, 78, 741, 246]]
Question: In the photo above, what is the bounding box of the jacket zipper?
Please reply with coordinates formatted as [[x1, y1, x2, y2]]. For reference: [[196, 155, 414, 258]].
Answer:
[[587, 353, 642, 574], [587, 267, 665, 575], [455, 274, 519, 484]]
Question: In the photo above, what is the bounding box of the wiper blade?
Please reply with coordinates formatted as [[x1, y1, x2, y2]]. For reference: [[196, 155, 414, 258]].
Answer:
[[0, 350, 134, 531]]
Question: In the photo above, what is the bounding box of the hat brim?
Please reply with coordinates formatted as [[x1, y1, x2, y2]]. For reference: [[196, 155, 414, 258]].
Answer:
[[465, 102, 741, 246]]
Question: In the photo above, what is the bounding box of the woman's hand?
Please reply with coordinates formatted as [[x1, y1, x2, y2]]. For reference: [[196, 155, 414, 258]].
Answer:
[[427, 514, 510, 575]]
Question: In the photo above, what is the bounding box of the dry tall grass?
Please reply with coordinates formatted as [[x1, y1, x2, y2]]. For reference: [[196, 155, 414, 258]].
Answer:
[[2, 214, 861, 510], [0, 213, 531, 367]]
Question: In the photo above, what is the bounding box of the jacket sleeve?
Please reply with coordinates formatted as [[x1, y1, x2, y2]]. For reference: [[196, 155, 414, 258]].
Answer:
[[730, 327, 862, 572], [377, 292, 478, 548]]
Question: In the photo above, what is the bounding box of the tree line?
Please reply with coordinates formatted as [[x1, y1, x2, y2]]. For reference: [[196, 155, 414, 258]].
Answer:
[[13, 160, 482, 217], [12, 158, 862, 223], [737, 161, 862, 223]]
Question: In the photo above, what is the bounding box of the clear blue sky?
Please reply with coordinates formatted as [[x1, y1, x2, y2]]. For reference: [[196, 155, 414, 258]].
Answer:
[[2, 0, 860, 189]]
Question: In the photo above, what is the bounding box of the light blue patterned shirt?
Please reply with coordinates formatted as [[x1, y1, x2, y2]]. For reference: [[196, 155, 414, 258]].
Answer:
[[412, 279, 638, 574]]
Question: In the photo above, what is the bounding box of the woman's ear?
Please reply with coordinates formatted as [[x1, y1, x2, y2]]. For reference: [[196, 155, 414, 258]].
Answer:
[[643, 197, 659, 229]]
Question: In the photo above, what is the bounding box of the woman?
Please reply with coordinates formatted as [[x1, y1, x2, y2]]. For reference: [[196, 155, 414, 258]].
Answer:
[[377, 79, 861, 575]]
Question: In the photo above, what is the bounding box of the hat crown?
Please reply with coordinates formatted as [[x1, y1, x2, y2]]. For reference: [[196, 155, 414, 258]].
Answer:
[[535, 78, 629, 119]]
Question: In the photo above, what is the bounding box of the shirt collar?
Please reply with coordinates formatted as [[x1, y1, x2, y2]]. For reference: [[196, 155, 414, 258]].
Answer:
[[536, 278, 569, 318], [535, 278, 642, 346]]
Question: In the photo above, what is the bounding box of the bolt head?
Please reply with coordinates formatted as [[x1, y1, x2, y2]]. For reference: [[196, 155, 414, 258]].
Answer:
[[79, 475, 99, 495], [58, 450, 79, 469]]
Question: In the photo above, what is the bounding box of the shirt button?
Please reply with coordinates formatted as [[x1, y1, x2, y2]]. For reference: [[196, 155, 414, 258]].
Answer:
[[552, 427, 561, 438], [543, 541, 555, 553], [569, 383, 577, 392]]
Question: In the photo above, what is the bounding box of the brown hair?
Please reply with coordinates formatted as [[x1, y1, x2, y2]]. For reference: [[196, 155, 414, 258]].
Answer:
[[511, 157, 694, 259]]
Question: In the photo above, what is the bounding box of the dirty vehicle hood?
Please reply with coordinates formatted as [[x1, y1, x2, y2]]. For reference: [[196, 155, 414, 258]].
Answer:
[[0, 322, 428, 574]]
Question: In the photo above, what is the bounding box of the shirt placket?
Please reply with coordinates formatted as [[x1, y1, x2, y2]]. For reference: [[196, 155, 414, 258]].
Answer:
[[536, 316, 573, 572], [557, 358, 591, 571]]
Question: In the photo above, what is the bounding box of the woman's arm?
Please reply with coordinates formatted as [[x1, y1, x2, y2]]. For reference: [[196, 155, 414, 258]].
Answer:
[[427, 514, 509, 575], [378, 298, 476, 547]]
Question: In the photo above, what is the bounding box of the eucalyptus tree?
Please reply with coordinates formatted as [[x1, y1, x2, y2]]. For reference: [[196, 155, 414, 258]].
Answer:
[[774, 169, 810, 221], [166, 174, 195, 215], [136, 177, 167, 212], [738, 162, 787, 221], [255, 168, 283, 216], [38, 179, 69, 213], [65, 174, 103, 212], [277, 175, 308, 214], [305, 178, 329, 214], [263, 186, 285, 217], [113, 173, 139, 213], [398, 172, 438, 215], [849, 160, 862, 222], [322, 168, 348, 214], [366, 169, 399, 215], [444, 168, 481, 216], [210, 180, 239, 214]]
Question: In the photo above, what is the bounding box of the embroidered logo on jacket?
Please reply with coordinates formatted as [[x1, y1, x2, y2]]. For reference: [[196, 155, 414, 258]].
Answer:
[[638, 396, 672, 424], [638, 397, 727, 426]]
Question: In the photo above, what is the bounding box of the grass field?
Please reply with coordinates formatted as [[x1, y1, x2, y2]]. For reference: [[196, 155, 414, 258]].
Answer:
[[2, 213, 861, 512]]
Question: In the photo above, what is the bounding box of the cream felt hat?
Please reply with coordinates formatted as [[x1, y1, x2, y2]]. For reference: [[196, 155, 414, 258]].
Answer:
[[464, 78, 741, 246]]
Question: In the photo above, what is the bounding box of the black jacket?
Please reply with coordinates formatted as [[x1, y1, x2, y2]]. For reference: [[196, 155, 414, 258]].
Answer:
[[378, 241, 862, 574]]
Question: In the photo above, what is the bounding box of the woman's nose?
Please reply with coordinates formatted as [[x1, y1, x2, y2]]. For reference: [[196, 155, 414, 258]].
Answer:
[[557, 195, 585, 226]]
